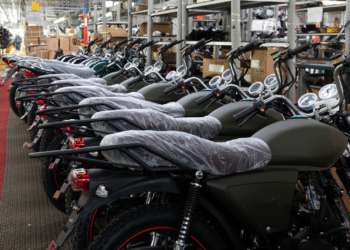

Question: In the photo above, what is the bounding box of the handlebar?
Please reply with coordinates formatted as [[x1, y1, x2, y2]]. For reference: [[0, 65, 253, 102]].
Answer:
[[100, 39, 117, 48], [95, 62, 116, 75], [164, 80, 184, 95], [159, 39, 184, 52], [227, 40, 265, 57], [233, 105, 258, 121], [139, 40, 159, 50], [127, 74, 144, 87], [182, 38, 213, 54], [196, 91, 216, 105], [126, 38, 144, 48], [113, 38, 129, 49], [280, 42, 319, 59]]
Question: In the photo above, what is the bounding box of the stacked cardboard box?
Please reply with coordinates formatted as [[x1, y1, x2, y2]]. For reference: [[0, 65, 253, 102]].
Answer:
[[47, 36, 82, 56], [24, 26, 44, 55]]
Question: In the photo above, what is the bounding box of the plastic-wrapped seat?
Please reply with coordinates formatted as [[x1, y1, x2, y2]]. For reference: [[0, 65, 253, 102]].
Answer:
[[91, 109, 222, 138], [53, 86, 144, 107], [78, 97, 185, 120], [43, 62, 97, 78], [37, 74, 107, 85], [49, 79, 126, 93], [100, 130, 272, 176]]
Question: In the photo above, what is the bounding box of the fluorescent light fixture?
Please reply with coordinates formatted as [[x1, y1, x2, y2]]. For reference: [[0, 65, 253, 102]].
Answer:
[[54, 17, 67, 24]]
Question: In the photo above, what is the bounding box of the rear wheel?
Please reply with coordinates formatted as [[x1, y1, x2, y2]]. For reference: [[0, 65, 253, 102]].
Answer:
[[90, 204, 228, 250], [9, 85, 20, 117], [41, 132, 68, 213]]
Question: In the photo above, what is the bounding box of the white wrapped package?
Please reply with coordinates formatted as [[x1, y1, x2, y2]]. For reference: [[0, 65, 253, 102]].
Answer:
[[78, 97, 185, 119], [91, 109, 221, 139], [100, 130, 271, 175], [49, 79, 127, 93], [53, 86, 144, 106], [39, 74, 107, 85]]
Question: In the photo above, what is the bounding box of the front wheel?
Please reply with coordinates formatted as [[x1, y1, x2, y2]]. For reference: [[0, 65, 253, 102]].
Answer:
[[90, 204, 229, 250]]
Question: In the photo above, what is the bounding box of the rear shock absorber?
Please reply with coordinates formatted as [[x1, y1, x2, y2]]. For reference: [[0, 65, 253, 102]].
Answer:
[[174, 171, 203, 250]]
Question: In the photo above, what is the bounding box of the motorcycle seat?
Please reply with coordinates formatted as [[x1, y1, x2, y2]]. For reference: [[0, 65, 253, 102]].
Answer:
[[43, 63, 97, 78], [39, 74, 107, 85], [100, 130, 271, 176], [53, 86, 144, 107], [78, 97, 185, 120], [91, 109, 221, 139], [50, 79, 126, 93]]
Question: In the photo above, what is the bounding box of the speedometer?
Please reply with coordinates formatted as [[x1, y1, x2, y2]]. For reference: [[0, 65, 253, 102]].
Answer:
[[298, 93, 319, 111]]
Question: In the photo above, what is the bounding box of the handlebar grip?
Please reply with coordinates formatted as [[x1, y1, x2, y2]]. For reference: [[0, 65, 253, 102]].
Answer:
[[128, 38, 144, 47], [127, 75, 143, 87], [241, 40, 265, 54], [142, 40, 159, 49], [164, 82, 183, 95], [233, 106, 257, 121], [111, 69, 126, 79], [166, 40, 180, 50], [89, 38, 99, 45], [290, 42, 311, 56], [116, 38, 128, 47], [329, 53, 343, 60], [192, 38, 206, 50], [196, 91, 216, 105]]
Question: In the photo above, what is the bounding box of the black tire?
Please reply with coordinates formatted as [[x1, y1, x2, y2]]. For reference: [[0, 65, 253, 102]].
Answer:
[[9, 85, 20, 117], [90, 204, 229, 250], [28, 103, 37, 126], [41, 132, 68, 213], [40, 128, 58, 152]]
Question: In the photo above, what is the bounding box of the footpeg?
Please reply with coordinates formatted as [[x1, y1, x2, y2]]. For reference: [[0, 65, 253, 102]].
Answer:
[[47, 241, 58, 250], [53, 191, 62, 200]]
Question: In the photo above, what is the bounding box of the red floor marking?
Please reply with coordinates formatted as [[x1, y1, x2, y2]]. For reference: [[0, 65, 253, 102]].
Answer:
[[0, 69, 13, 202]]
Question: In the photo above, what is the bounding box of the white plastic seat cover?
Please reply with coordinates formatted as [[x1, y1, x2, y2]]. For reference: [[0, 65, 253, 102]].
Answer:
[[49, 79, 126, 93], [78, 97, 185, 119], [100, 130, 272, 175], [39, 74, 107, 85], [53, 86, 144, 106], [91, 109, 222, 138]]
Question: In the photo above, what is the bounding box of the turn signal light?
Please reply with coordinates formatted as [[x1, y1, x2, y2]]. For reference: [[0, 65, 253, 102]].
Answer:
[[69, 138, 85, 149], [69, 169, 90, 191]]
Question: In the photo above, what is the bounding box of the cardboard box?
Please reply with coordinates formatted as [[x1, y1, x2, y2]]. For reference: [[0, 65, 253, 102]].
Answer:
[[39, 38, 48, 46], [152, 51, 176, 64], [32, 46, 47, 52], [203, 58, 229, 78], [110, 25, 127, 37], [49, 50, 56, 59], [28, 46, 37, 53], [25, 38, 39, 46], [136, 5, 147, 11], [140, 22, 172, 36], [37, 50, 49, 59], [48, 38, 60, 51], [28, 52, 37, 57], [244, 47, 286, 83], [60, 37, 70, 51], [70, 36, 81, 51], [25, 26, 43, 39]]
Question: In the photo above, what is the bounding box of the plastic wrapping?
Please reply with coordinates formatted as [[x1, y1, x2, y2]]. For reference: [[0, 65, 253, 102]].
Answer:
[[38, 74, 107, 85], [91, 109, 221, 138], [42, 62, 97, 78], [100, 131, 272, 175], [78, 97, 185, 120], [49, 79, 127, 93], [53, 86, 144, 107]]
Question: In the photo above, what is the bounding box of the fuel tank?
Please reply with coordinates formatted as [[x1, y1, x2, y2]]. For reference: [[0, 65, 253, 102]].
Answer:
[[252, 119, 348, 168], [209, 101, 284, 139], [120, 78, 149, 92], [176, 92, 225, 117], [103, 71, 128, 85], [137, 82, 187, 104]]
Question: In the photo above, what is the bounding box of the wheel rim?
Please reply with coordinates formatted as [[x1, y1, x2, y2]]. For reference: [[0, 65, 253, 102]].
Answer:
[[117, 227, 206, 250]]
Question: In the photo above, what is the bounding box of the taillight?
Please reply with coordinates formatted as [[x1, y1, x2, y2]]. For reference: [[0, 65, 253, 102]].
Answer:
[[10, 62, 17, 70], [69, 138, 85, 149], [69, 169, 89, 191], [38, 106, 48, 118], [36, 99, 46, 105], [61, 126, 74, 133], [28, 91, 37, 95], [19, 68, 36, 78]]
